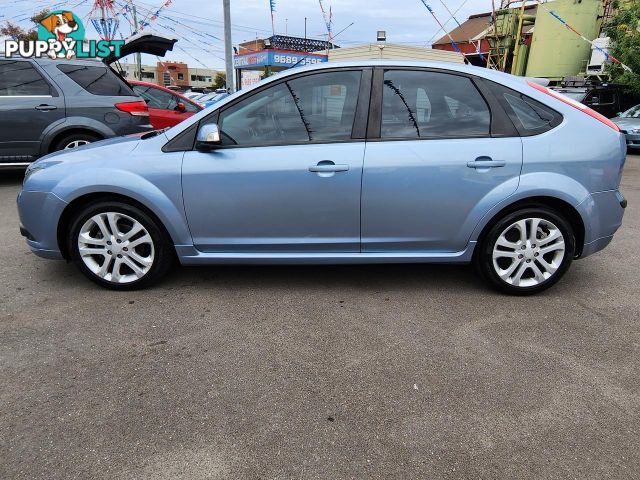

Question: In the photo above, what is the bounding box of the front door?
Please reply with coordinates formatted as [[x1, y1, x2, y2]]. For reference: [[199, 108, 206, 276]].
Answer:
[[0, 60, 65, 162], [182, 69, 368, 253], [361, 69, 523, 253]]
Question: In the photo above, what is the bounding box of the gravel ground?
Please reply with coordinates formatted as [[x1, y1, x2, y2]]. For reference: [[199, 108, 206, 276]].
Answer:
[[1, 155, 639, 479]]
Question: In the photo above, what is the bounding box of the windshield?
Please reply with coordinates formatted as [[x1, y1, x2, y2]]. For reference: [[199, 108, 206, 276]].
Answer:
[[621, 105, 640, 118]]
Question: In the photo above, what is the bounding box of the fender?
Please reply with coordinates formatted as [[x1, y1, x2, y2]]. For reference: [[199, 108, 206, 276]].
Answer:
[[39, 116, 116, 156], [468, 171, 591, 243], [51, 165, 192, 247]]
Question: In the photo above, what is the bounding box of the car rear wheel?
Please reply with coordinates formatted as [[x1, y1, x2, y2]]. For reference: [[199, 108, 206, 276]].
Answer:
[[53, 132, 99, 152], [68, 201, 173, 290], [475, 207, 575, 295]]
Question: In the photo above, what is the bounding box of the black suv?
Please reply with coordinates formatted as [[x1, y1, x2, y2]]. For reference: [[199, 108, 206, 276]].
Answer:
[[552, 78, 640, 119], [0, 33, 176, 167]]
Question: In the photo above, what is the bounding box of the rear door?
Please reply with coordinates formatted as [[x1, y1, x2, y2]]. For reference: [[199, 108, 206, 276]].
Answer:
[[0, 59, 65, 162], [361, 68, 522, 253]]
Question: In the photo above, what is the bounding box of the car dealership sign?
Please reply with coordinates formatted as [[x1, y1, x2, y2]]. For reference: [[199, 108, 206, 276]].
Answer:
[[233, 50, 327, 69]]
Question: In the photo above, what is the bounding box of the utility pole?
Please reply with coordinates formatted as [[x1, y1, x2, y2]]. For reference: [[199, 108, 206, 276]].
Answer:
[[130, 2, 142, 80], [223, 0, 235, 93]]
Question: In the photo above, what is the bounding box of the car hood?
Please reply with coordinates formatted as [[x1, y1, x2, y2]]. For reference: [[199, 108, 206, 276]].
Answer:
[[29, 135, 143, 170], [612, 117, 640, 130]]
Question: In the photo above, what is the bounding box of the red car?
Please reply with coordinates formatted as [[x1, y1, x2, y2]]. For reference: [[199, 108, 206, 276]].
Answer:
[[129, 80, 202, 129]]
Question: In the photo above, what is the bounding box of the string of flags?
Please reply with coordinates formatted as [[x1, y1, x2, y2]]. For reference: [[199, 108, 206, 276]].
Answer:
[[419, 0, 462, 55], [269, 0, 276, 35]]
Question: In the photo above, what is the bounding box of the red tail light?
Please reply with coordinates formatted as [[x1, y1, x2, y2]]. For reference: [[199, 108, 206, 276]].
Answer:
[[527, 81, 619, 132], [115, 101, 149, 117]]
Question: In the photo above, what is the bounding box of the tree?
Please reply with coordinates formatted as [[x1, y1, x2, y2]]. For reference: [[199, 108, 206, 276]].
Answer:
[[213, 72, 226, 89], [604, 1, 640, 94], [0, 10, 50, 41]]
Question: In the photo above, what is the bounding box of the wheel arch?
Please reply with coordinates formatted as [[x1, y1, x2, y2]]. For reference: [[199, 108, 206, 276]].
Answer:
[[473, 196, 586, 258], [57, 192, 180, 260], [47, 128, 104, 153]]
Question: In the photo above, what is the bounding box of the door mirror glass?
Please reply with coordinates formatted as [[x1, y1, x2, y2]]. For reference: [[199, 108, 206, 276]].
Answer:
[[196, 123, 221, 149]]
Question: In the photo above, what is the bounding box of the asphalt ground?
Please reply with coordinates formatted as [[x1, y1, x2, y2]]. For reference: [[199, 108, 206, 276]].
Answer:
[[1, 155, 639, 479]]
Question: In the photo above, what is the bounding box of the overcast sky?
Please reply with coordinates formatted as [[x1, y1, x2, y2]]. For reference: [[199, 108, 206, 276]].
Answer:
[[2, 0, 495, 69]]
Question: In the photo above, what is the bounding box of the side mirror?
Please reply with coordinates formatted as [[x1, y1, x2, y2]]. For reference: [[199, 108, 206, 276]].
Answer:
[[196, 123, 221, 150], [176, 102, 186, 112]]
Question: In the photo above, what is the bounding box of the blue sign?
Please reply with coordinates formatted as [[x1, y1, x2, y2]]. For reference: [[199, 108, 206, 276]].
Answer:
[[234, 51, 327, 69]]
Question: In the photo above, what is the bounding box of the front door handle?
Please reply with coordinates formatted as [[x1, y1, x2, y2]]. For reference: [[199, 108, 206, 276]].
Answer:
[[309, 162, 349, 173], [35, 104, 57, 112], [467, 156, 506, 169]]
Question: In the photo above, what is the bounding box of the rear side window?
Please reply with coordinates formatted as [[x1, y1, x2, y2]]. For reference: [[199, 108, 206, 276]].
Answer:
[[0, 60, 51, 96], [381, 70, 491, 139], [57, 64, 135, 96], [488, 81, 562, 136]]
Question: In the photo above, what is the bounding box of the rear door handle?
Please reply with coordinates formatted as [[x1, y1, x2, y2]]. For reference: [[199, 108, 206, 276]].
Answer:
[[467, 157, 506, 169], [35, 104, 57, 112], [309, 163, 349, 173]]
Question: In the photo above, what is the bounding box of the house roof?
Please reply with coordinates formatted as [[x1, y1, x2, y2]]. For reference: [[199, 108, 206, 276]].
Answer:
[[432, 5, 537, 46]]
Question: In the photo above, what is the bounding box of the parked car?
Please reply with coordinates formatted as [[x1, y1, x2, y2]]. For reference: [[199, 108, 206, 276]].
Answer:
[[611, 104, 640, 150], [0, 33, 176, 167], [197, 91, 229, 108], [552, 79, 639, 118], [18, 61, 627, 294], [129, 80, 202, 129]]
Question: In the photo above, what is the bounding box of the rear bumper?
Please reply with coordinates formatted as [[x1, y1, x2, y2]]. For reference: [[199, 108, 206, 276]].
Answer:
[[577, 189, 626, 258]]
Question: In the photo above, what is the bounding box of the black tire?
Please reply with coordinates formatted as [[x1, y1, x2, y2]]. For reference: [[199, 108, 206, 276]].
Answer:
[[52, 132, 100, 152], [474, 207, 575, 295], [68, 201, 173, 290]]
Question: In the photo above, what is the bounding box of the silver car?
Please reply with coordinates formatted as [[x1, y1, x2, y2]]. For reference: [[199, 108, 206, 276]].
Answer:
[[612, 105, 640, 150]]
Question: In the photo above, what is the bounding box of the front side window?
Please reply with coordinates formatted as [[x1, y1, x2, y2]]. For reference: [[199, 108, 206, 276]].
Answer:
[[57, 64, 134, 96], [133, 84, 178, 110], [381, 70, 490, 139], [215, 70, 361, 146], [0, 60, 51, 96]]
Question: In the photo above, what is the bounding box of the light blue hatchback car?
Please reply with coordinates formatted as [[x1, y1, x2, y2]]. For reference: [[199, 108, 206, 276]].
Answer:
[[18, 61, 627, 294]]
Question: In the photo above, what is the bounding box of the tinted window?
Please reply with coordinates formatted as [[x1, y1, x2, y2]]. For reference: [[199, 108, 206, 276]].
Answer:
[[0, 60, 51, 96], [489, 81, 561, 136], [215, 70, 361, 146], [57, 64, 135, 96], [381, 70, 490, 139]]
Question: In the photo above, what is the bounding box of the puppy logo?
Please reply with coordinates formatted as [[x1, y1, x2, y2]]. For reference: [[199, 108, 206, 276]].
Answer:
[[39, 12, 78, 43], [37, 10, 85, 59]]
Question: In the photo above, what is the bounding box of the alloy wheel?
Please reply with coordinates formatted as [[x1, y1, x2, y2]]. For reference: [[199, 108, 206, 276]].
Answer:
[[77, 212, 155, 284], [492, 217, 565, 288], [64, 139, 91, 149]]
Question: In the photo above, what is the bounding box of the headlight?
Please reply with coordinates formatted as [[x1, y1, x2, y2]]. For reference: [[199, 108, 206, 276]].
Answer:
[[23, 165, 44, 184]]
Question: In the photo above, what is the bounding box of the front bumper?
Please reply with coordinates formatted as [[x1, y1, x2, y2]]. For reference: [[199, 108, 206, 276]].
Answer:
[[17, 190, 67, 259], [621, 131, 640, 149]]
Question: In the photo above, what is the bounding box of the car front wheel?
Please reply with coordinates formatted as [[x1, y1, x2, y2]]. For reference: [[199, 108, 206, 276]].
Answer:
[[68, 201, 173, 289], [476, 207, 575, 295]]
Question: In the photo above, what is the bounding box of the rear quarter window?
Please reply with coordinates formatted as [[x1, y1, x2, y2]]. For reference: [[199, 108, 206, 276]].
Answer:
[[488, 81, 562, 136], [57, 64, 135, 96]]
